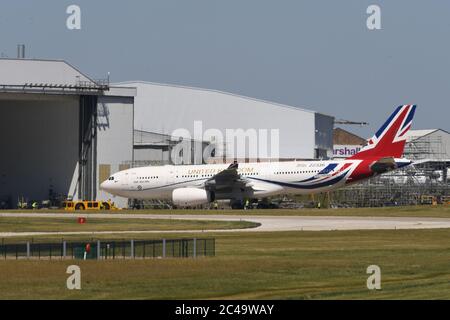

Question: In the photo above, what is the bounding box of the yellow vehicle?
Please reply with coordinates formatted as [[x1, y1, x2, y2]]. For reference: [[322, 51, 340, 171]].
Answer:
[[63, 200, 120, 211]]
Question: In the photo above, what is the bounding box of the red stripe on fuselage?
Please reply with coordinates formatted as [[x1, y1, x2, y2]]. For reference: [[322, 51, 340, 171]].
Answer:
[[334, 163, 352, 176], [346, 159, 375, 184]]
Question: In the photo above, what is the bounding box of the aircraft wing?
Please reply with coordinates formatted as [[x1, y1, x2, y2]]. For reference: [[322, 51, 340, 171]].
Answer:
[[204, 161, 250, 192]]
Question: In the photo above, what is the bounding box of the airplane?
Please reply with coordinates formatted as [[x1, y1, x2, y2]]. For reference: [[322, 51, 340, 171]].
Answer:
[[100, 105, 416, 207]]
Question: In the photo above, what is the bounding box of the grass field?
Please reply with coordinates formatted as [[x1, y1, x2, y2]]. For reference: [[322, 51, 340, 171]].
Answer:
[[0, 217, 258, 233], [6, 205, 450, 218], [1, 205, 450, 299], [1, 228, 450, 299]]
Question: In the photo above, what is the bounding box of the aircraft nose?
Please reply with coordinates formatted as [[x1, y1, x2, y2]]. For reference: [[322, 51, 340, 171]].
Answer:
[[100, 180, 110, 191]]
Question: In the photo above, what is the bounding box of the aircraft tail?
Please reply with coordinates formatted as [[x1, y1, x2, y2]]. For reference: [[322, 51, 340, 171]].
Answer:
[[348, 105, 416, 160]]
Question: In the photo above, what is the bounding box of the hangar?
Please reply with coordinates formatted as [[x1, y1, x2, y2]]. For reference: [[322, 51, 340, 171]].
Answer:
[[0, 58, 135, 208], [118, 81, 334, 164]]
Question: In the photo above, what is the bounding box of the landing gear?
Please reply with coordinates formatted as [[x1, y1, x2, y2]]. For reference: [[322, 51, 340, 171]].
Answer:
[[230, 199, 259, 210], [230, 200, 244, 210], [256, 202, 279, 209]]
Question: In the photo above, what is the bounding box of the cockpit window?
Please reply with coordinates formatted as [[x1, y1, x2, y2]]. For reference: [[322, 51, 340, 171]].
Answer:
[[109, 176, 115, 181]]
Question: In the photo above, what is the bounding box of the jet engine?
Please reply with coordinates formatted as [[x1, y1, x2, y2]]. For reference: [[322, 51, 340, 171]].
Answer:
[[172, 188, 212, 206]]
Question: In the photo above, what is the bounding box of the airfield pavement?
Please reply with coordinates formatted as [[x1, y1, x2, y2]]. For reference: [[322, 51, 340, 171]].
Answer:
[[2, 212, 450, 237]]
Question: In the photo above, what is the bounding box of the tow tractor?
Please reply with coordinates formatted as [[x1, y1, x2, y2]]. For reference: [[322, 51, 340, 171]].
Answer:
[[63, 200, 120, 211]]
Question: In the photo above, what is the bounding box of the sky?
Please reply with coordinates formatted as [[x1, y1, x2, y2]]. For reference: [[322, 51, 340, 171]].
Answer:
[[0, 0, 449, 138]]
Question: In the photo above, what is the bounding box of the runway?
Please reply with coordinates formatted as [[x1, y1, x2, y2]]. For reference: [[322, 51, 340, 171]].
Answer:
[[1, 212, 450, 237]]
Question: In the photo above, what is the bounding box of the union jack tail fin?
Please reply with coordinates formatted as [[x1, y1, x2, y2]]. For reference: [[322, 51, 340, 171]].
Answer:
[[348, 105, 416, 160]]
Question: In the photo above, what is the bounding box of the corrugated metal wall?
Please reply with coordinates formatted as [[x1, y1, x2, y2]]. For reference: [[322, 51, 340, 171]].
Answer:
[[122, 82, 322, 160], [96, 96, 134, 208]]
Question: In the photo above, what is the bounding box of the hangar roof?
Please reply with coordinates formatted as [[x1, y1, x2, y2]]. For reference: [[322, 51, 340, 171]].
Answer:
[[405, 129, 449, 142], [115, 80, 330, 116], [0, 58, 95, 86], [0, 58, 136, 97], [0, 58, 117, 96]]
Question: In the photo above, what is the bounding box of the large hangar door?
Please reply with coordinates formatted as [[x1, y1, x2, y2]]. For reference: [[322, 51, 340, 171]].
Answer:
[[0, 94, 80, 207]]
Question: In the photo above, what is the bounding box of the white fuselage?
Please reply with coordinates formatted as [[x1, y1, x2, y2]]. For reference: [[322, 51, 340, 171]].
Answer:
[[100, 159, 404, 201]]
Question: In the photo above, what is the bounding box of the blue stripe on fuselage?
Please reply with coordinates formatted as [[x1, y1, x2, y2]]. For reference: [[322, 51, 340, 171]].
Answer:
[[297, 163, 338, 183], [249, 170, 350, 190], [319, 163, 338, 174]]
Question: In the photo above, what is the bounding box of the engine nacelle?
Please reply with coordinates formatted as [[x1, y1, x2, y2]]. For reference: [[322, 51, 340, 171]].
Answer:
[[172, 188, 211, 207]]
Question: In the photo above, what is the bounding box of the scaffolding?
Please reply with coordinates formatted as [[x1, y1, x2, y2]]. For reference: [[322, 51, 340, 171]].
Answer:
[[331, 161, 449, 207], [332, 174, 448, 207], [403, 134, 447, 161], [329, 131, 450, 207]]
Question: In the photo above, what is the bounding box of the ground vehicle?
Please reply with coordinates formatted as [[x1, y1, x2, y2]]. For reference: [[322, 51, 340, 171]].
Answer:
[[63, 200, 119, 211]]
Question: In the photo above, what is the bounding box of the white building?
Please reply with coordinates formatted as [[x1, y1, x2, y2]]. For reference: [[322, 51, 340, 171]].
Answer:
[[118, 81, 334, 164]]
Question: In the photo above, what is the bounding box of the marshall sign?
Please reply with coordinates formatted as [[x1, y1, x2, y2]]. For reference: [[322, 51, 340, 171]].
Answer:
[[333, 145, 363, 158]]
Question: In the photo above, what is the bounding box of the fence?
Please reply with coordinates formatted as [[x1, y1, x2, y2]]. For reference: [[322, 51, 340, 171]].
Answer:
[[0, 238, 215, 260]]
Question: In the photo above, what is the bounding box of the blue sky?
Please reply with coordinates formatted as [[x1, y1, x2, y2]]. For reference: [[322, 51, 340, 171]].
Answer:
[[1, 0, 449, 137]]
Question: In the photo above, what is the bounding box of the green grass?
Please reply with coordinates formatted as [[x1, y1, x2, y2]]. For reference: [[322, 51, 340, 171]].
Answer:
[[0, 217, 259, 233], [6, 205, 450, 218], [1, 228, 450, 299]]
